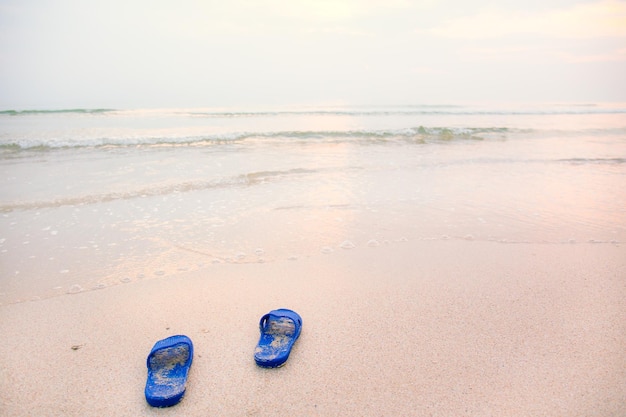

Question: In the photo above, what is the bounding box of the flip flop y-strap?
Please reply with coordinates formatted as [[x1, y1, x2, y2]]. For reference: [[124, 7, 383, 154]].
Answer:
[[147, 335, 194, 368], [259, 309, 302, 338]]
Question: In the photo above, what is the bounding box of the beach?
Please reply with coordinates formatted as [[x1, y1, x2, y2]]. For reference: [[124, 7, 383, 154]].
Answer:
[[3, 0, 626, 413], [1, 104, 625, 415], [1, 240, 625, 416]]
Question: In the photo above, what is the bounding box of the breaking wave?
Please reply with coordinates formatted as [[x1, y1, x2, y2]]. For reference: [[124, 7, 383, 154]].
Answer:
[[0, 126, 513, 150]]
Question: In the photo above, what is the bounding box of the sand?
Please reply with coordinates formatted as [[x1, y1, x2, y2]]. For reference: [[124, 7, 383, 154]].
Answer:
[[0, 240, 625, 416]]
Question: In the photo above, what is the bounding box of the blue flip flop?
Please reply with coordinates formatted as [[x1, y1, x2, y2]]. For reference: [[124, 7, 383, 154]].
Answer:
[[254, 309, 302, 368], [145, 335, 194, 407]]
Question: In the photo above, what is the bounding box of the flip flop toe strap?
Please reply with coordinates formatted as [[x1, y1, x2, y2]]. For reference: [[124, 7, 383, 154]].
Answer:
[[259, 309, 302, 336], [147, 335, 194, 368]]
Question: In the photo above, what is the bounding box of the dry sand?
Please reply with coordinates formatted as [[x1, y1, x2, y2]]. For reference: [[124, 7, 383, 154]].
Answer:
[[1, 240, 625, 416]]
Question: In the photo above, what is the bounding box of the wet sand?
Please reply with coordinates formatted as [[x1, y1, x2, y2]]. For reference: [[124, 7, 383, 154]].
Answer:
[[0, 240, 625, 416]]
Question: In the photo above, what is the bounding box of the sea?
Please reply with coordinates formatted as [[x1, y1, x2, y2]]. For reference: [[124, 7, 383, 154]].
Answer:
[[1, 103, 625, 304]]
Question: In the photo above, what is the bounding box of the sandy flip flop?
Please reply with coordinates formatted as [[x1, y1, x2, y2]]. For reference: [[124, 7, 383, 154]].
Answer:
[[254, 308, 302, 368], [144, 335, 194, 407]]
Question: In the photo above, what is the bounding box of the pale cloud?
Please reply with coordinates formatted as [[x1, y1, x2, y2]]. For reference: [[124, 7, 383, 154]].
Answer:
[[425, 0, 626, 39], [265, 0, 361, 20], [260, 0, 421, 21], [459, 45, 554, 61], [409, 66, 438, 74], [459, 40, 626, 65], [303, 26, 374, 37], [143, 0, 420, 38], [560, 47, 626, 62]]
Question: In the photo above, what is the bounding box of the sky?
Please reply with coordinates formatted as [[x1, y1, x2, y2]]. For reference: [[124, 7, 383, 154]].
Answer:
[[0, 0, 625, 109]]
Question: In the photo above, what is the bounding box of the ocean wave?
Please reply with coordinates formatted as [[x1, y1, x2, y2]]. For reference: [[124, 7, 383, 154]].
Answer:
[[0, 168, 316, 212], [558, 157, 626, 165], [2, 121, 623, 152], [2, 104, 626, 118], [0, 108, 115, 116], [0, 126, 508, 150], [186, 108, 626, 117]]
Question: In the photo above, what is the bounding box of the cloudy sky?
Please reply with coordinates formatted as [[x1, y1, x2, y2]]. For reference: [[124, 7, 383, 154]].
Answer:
[[1, 0, 625, 109]]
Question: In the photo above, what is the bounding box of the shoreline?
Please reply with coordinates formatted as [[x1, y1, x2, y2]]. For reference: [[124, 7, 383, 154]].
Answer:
[[1, 240, 624, 416]]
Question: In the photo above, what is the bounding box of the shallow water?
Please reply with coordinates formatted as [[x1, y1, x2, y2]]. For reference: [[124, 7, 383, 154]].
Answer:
[[1, 103, 625, 304]]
